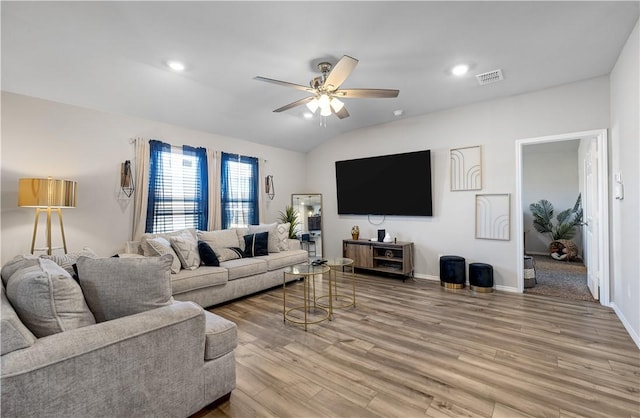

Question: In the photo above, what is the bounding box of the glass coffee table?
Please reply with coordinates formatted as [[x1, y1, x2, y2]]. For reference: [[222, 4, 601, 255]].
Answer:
[[282, 263, 331, 331], [316, 257, 356, 315]]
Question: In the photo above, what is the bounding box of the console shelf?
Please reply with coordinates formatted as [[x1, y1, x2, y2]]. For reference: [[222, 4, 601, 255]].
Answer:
[[342, 239, 414, 278]]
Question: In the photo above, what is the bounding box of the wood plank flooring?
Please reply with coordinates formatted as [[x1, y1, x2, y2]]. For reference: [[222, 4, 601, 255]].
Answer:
[[194, 272, 640, 418]]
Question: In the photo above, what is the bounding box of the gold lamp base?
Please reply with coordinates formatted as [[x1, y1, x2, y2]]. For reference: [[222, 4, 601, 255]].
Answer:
[[30, 207, 67, 255]]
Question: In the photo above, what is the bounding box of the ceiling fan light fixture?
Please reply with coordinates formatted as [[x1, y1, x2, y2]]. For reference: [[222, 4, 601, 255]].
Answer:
[[330, 97, 344, 112], [318, 94, 330, 110], [306, 98, 319, 113], [320, 106, 332, 117]]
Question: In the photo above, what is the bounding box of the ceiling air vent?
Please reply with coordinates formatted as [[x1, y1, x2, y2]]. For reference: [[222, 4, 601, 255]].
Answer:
[[476, 69, 503, 86]]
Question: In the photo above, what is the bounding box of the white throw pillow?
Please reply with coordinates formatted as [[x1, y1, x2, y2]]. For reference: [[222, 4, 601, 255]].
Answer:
[[41, 247, 99, 277], [276, 223, 290, 251], [140, 228, 197, 256], [197, 229, 241, 249], [247, 223, 280, 253], [146, 237, 182, 274], [170, 230, 200, 270]]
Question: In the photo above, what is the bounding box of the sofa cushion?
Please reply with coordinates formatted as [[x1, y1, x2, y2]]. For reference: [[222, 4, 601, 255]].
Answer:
[[1, 284, 36, 354], [243, 232, 269, 257], [220, 258, 268, 280], [1, 254, 40, 286], [170, 230, 200, 270], [5, 258, 96, 337], [247, 223, 280, 253], [197, 229, 240, 249], [77, 254, 174, 322], [146, 237, 181, 273], [256, 249, 309, 271], [198, 241, 220, 266], [203, 310, 238, 360], [276, 223, 290, 251], [140, 228, 197, 257], [40, 247, 99, 277], [171, 266, 228, 295]]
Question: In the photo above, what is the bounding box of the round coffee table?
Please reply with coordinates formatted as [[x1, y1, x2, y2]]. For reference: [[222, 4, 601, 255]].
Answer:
[[316, 257, 356, 314], [282, 263, 331, 331]]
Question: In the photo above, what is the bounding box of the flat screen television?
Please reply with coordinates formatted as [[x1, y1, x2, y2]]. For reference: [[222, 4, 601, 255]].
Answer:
[[335, 150, 433, 216]]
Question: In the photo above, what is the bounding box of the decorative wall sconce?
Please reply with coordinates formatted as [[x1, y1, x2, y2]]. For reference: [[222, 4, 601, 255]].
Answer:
[[18, 177, 77, 255], [121, 160, 134, 198], [265, 175, 275, 200]]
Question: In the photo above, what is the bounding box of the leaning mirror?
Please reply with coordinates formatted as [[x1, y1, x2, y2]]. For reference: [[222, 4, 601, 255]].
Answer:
[[291, 194, 323, 258]]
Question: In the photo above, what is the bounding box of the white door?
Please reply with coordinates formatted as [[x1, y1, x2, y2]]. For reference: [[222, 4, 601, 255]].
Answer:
[[583, 139, 599, 300]]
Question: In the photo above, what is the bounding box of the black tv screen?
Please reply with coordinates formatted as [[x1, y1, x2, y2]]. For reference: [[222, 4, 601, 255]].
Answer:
[[335, 150, 433, 216]]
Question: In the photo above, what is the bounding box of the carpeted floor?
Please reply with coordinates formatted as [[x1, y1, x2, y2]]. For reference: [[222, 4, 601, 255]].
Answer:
[[524, 255, 597, 302]]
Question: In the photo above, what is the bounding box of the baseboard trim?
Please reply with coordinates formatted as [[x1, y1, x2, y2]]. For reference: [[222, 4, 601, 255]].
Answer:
[[413, 274, 519, 293], [495, 285, 520, 293], [413, 273, 439, 281], [610, 302, 640, 350]]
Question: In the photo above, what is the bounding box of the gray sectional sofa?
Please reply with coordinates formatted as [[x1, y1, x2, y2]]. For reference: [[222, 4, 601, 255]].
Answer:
[[1, 224, 309, 417]]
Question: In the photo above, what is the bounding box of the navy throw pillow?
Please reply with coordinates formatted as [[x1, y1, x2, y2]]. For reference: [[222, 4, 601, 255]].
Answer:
[[198, 241, 220, 266], [243, 232, 269, 257]]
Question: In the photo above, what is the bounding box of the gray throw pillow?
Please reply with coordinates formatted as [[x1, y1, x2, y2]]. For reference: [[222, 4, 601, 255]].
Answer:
[[1, 285, 36, 354], [146, 237, 182, 274], [1, 254, 40, 286], [76, 254, 174, 322], [247, 223, 280, 253], [5, 258, 96, 337]]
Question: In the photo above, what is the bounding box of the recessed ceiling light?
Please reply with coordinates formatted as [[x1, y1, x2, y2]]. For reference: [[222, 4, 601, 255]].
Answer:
[[303, 112, 314, 119], [393, 109, 404, 116], [452, 64, 469, 76], [167, 60, 186, 72]]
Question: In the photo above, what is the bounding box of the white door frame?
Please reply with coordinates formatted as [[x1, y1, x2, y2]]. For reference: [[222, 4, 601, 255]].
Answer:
[[515, 129, 610, 306]]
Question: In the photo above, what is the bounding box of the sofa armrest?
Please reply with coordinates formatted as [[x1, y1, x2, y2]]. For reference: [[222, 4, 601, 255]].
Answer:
[[2, 301, 208, 417], [287, 239, 301, 250]]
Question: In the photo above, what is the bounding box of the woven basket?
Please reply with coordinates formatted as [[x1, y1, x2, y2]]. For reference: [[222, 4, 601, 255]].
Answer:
[[549, 239, 578, 261]]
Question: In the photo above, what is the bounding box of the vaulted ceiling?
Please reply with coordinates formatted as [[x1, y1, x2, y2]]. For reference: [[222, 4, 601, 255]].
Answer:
[[2, 2, 638, 152]]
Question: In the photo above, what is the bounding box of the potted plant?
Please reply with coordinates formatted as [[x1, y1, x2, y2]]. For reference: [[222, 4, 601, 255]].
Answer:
[[278, 205, 300, 239], [529, 194, 583, 260]]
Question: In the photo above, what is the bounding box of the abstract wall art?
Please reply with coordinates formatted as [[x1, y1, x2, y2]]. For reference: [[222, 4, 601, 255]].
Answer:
[[450, 146, 482, 191], [475, 193, 510, 240]]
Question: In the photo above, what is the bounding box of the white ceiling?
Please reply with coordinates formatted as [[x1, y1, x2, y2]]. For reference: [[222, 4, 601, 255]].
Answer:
[[2, 1, 638, 153]]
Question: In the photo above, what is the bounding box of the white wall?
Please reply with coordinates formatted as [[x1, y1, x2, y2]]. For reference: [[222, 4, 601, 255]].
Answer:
[[1, 92, 307, 263], [307, 76, 610, 290], [522, 141, 580, 255], [609, 20, 640, 346]]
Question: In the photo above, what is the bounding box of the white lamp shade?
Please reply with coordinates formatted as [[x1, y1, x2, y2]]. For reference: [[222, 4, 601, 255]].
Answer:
[[306, 98, 319, 113], [330, 97, 344, 112]]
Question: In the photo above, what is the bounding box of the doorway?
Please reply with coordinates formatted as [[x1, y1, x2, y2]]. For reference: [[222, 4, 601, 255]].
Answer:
[[515, 129, 610, 306]]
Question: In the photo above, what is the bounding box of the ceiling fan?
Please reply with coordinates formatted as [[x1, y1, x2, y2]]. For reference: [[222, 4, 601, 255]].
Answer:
[[255, 55, 399, 119]]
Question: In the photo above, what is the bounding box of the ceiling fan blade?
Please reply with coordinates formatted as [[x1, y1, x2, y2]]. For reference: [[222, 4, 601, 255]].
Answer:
[[254, 76, 315, 93], [334, 106, 350, 119], [273, 96, 314, 113], [336, 88, 400, 98], [323, 55, 358, 91]]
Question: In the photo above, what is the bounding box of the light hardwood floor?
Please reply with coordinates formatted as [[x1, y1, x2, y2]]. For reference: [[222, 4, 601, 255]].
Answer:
[[195, 272, 640, 418]]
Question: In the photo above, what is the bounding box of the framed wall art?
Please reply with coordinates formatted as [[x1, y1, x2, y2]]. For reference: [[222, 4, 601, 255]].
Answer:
[[450, 145, 482, 191], [475, 193, 510, 240]]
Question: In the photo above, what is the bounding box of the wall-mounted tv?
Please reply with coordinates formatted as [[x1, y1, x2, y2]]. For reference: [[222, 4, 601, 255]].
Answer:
[[335, 150, 433, 216]]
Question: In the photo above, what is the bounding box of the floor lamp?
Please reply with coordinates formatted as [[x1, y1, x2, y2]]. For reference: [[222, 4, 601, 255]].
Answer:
[[18, 177, 77, 255]]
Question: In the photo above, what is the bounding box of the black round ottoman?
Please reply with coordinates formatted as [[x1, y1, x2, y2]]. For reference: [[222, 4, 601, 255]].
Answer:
[[439, 255, 466, 289], [469, 263, 494, 293]]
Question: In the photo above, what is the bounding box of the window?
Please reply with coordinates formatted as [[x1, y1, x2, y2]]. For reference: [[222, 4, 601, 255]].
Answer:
[[146, 140, 208, 233], [221, 152, 259, 229]]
